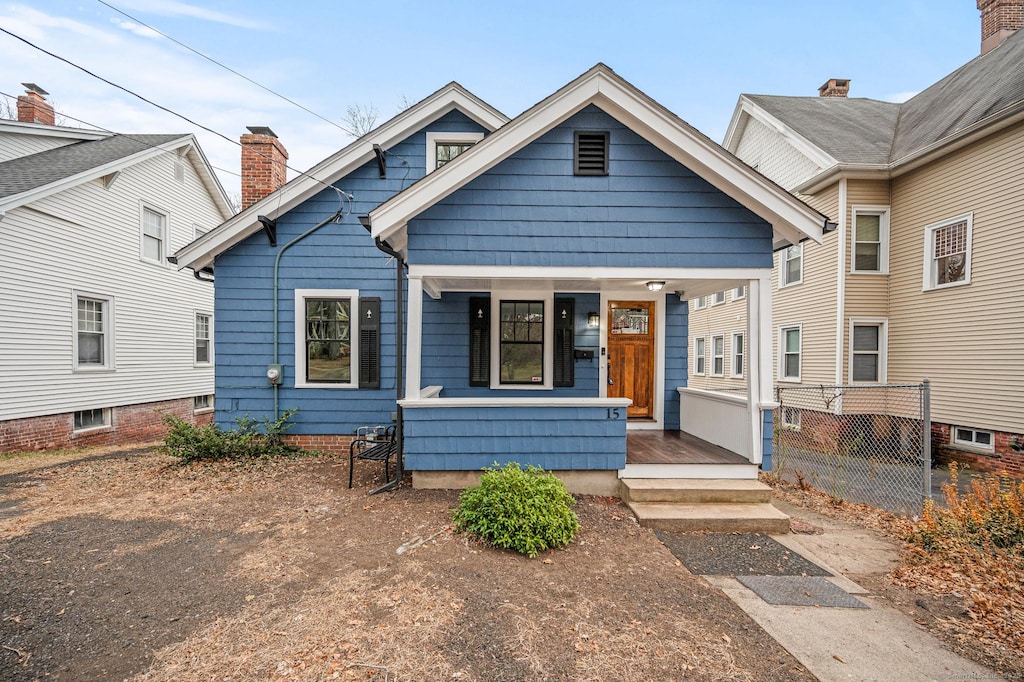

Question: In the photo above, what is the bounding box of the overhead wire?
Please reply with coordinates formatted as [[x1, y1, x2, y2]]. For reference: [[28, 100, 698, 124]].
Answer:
[[0, 26, 350, 208], [94, 0, 363, 140]]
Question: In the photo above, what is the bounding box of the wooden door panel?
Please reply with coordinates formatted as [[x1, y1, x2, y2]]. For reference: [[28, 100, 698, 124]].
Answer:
[[607, 301, 655, 419]]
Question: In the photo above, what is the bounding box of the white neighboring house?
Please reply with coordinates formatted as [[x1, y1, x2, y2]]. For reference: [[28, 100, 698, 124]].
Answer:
[[0, 85, 233, 453]]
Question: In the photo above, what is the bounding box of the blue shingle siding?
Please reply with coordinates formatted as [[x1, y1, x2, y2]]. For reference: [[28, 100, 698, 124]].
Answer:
[[761, 409, 774, 471], [403, 404, 627, 471], [213, 110, 488, 434], [663, 294, 688, 431], [419, 291, 601, 398], [406, 105, 773, 269]]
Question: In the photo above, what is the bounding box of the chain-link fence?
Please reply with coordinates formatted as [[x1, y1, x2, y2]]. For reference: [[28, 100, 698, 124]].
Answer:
[[774, 381, 931, 516]]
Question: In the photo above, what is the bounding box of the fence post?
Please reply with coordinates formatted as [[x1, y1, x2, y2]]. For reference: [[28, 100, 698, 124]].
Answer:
[[922, 378, 932, 503]]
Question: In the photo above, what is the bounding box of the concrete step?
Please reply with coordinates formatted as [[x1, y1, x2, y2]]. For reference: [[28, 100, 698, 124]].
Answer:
[[626, 501, 791, 534], [620, 478, 773, 504]]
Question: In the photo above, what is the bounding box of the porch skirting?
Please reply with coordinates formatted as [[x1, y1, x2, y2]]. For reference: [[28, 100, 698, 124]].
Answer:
[[400, 397, 631, 473]]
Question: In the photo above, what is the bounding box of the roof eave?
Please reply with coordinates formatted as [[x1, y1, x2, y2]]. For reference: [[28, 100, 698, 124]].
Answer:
[[793, 163, 890, 195], [173, 82, 509, 271], [369, 65, 827, 253], [0, 135, 194, 214]]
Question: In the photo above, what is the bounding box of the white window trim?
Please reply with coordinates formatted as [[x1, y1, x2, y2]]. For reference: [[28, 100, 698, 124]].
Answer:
[[425, 131, 484, 173], [710, 334, 725, 377], [72, 407, 112, 434], [780, 243, 803, 288], [693, 296, 707, 310], [953, 426, 995, 452], [194, 311, 213, 367], [193, 223, 208, 240], [72, 290, 115, 372], [730, 331, 745, 378], [848, 318, 887, 384], [694, 336, 707, 376], [923, 213, 973, 291], [781, 406, 801, 430], [778, 323, 802, 383], [139, 202, 169, 266], [850, 205, 890, 274], [294, 289, 359, 389], [490, 290, 554, 390], [194, 395, 215, 413], [732, 285, 745, 301], [711, 291, 726, 306]]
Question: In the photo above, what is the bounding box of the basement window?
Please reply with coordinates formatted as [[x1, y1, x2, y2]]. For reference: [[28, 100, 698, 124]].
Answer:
[[74, 408, 109, 432], [574, 131, 609, 175]]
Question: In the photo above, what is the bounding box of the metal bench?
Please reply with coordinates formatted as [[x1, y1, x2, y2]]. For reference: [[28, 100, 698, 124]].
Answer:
[[349, 425, 397, 488]]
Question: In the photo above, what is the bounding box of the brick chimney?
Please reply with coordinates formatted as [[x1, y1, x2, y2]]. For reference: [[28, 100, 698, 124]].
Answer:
[[240, 126, 288, 210], [16, 83, 55, 125], [818, 78, 850, 98], [979, 0, 1023, 54]]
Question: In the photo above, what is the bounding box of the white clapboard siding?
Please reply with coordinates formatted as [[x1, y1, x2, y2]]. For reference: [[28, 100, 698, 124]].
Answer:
[[0, 130, 79, 162], [0, 148, 220, 420]]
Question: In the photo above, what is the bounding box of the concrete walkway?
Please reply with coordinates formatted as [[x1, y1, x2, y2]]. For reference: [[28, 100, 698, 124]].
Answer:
[[703, 500, 996, 682]]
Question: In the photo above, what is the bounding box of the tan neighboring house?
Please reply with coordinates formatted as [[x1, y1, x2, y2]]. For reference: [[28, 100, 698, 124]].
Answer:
[[694, 1, 1024, 475]]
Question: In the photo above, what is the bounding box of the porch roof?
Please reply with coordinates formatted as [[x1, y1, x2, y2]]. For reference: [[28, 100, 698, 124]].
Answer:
[[408, 264, 767, 300]]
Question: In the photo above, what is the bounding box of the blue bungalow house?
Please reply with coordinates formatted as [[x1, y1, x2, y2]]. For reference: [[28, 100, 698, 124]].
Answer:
[[174, 65, 826, 501]]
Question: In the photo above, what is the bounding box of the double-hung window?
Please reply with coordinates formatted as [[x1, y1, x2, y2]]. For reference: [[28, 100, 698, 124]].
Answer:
[[780, 244, 803, 287], [730, 332, 744, 378], [195, 313, 212, 365], [732, 286, 745, 301], [850, 319, 886, 383], [425, 132, 484, 172], [693, 296, 707, 310], [779, 325, 801, 382], [711, 291, 726, 306], [852, 207, 889, 273], [711, 335, 725, 376], [498, 300, 545, 385], [694, 337, 706, 376], [74, 293, 113, 370], [924, 214, 972, 290], [141, 206, 167, 264]]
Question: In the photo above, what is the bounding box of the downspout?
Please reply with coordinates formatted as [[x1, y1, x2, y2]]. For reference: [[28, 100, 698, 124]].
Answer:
[[272, 209, 344, 419], [370, 231, 406, 491]]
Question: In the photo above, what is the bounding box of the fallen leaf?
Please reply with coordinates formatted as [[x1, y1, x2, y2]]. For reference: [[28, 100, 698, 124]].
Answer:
[[833, 654, 846, 664]]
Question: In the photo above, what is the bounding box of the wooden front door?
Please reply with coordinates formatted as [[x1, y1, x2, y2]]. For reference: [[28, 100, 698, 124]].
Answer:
[[607, 301, 655, 419]]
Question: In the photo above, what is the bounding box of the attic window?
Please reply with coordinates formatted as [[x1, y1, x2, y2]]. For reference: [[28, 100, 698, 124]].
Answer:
[[574, 131, 608, 175]]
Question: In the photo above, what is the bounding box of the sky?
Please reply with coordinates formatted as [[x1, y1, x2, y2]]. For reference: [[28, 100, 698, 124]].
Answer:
[[0, 1, 983, 199]]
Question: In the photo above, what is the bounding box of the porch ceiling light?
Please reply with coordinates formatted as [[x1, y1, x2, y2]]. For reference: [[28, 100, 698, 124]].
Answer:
[[646, 281, 666, 291], [587, 312, 600, 328]]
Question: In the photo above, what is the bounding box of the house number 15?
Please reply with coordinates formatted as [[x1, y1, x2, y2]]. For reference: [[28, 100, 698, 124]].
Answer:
[[606, 407, 621, 419]]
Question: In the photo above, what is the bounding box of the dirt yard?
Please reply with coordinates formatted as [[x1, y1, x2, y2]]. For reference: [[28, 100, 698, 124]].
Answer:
[[0, 444, 812, 681]]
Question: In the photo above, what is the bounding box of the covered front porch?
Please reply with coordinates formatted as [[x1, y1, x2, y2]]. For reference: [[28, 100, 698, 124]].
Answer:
[[399, 266, 777, 490]]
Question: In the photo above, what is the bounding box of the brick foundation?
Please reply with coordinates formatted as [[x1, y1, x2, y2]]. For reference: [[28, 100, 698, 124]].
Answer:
[[0, 398, 214, 455], [282, 434, 356, 456], [931, 422, 1024, 477]]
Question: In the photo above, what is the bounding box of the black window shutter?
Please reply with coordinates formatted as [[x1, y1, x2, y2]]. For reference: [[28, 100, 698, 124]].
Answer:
[[469, 297, 490, 387], [574, 131, 609, 175], [553, 297, 574, 387], [358, 297, 381, 388]]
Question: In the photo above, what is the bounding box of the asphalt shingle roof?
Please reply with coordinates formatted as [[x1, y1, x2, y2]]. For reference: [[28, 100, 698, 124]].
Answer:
[[0, 133, 185, 201], [743, 28, 1024, 167]]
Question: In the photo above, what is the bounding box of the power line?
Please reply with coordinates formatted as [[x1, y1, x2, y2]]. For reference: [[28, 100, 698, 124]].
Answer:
[[95, 0, 363, 139], [0, 26, 347, 200], [0, 89, 241, 179]]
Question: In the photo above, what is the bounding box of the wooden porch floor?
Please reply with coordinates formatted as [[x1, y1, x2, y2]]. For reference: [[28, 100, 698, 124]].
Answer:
[[626, 430, 750, 465]]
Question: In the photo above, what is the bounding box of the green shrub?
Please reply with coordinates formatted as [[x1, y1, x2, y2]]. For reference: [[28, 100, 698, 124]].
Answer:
[[453, 462, 580, 558], [161, 408, 304, 463]]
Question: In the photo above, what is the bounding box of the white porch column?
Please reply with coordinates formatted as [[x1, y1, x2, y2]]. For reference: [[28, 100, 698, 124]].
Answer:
[[745, 274, 773, 464], [405, 276, 423, 401]]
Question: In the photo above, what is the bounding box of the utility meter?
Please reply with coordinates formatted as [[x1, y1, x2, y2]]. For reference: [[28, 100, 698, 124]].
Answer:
[[266, 364, 283, 385]]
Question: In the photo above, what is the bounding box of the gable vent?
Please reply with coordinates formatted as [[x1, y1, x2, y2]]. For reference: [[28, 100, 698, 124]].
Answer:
[[574, 131, 609, 175]]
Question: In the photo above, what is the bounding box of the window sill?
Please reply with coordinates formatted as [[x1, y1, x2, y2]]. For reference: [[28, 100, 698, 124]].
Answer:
[[777, 377, 802, 384], [294, 382, 358, 390], [778, 281, 803, 290], [489, 384, 553, 391], [73, 366, 115, 374], [850, 270, 889, 276], [923, 280, 971, 292], [193, 408, 214, 415], [947, 442, 997, 456], [72, 425, 112, 437]]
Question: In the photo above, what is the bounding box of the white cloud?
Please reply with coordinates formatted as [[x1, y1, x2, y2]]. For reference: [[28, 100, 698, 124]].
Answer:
[[884, 90, 919, 103], [112, 0, 271, 31], [111, 18, 162, 40]]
